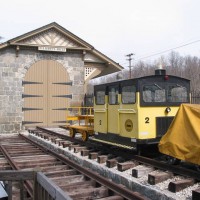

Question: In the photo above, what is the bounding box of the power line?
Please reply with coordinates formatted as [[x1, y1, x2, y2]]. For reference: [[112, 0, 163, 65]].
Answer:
[[119, 38, 200, 67], [135, 39, 200, 61]]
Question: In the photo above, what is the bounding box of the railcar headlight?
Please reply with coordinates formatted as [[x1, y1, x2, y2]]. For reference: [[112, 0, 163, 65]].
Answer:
[[165, 107, 171, 113]]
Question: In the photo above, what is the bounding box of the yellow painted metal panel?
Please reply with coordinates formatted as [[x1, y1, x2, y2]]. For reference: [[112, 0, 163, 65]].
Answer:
[[137, 93, 179, 139], [118, 106, 138, 138], [107, 104, 119, 134], [94, 97, 108, 133]]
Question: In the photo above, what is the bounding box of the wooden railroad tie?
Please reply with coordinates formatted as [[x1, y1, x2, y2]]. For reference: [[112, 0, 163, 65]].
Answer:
[[132, 166, 154, 178], [148, 171, 173, 185], [192, 187, 200, 200], [73, 146, 87, 153], [117, 161, 138, 172], [168, 178, 195, 193], [106, 157, 124, 168]]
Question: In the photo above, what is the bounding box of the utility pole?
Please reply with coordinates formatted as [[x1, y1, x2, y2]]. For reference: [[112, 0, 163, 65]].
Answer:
[[126, 53, 134, 79]]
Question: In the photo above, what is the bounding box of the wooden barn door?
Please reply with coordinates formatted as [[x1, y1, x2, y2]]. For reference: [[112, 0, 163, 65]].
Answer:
[[23, 60, 71, 127]]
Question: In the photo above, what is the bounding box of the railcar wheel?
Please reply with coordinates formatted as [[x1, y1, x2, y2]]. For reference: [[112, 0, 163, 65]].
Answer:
[[82, 131, 88, 141], [69, 128, 76, 138]]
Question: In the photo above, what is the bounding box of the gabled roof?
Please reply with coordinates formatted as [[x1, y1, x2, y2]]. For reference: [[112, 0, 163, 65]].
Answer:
[[0, 22, 123, 73]]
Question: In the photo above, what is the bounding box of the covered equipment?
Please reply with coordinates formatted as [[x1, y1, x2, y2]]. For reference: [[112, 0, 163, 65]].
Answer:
[[159, 104, 200, 165]]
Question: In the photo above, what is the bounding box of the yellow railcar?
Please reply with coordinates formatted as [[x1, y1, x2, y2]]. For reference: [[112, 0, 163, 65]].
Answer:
[[92, 69, 190, 151]]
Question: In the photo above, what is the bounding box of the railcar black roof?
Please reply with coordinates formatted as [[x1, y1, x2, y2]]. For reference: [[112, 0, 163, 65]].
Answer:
[[94, 73, 190, 88]]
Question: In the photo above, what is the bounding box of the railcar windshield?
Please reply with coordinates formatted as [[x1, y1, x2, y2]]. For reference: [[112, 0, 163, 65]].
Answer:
[[143, 84, 166, 103], [142, 82, 189, 105], [167, 84, 188, 102], [122, 85, 136, 104]]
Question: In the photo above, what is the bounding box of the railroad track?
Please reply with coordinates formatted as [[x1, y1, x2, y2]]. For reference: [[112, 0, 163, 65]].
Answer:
[[0, 134, 32, 199], [28, 127, 200, 200], [0, 133, 148, 200]]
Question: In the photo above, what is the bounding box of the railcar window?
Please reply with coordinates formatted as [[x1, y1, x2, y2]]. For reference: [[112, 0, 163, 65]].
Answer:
[[122, 85, 136, 104], [109, 87, 119, 105], [167, 85, 188, 102], [143, 84, 166, 102], [96, 91, 105, 105]]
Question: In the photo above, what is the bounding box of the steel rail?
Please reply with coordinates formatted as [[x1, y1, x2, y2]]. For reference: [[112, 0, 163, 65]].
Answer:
[[20, 133, 148, 200], [36, 126, 107, 151], [132, 155, 200, 181], [36, 127, 200, 181], [36, 126, 134, 158], [36, 126, 93, 146]]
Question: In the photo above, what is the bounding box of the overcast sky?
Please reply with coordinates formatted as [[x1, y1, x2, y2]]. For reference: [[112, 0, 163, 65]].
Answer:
[[1, 0, 200, 67]]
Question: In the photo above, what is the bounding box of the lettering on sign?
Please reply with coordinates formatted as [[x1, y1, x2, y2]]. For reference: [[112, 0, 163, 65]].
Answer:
[[38, 46, 66, 52]]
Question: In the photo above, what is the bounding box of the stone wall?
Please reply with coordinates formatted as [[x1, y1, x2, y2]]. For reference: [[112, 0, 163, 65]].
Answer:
[[0, 47, 85, 133]]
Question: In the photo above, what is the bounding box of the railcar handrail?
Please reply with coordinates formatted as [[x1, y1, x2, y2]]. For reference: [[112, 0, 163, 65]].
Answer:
[[66, 106, 94, 115], [118, 108, 136, 113], [94, 108, 107, 113]]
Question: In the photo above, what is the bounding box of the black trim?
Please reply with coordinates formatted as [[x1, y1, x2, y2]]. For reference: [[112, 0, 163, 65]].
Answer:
[[94, 132, 162, 148], [22, 107, 43, 111], [136, 138, 161, 144], [22, 121, 43, 125], [52, 95, 72, 98], [22, 94, 43, 98], [52, 108, 68, 110], [94, 132, 137, 148], [52, 121, 67, 123], [22, 81, 43, 85], [94, 74, 190, 96], [156, 117, 174, 137], [52, 82, 73, 86]]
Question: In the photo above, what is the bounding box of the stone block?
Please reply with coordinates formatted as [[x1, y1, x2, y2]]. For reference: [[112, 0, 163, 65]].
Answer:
[[2, 72, 8, 77], [14, 123, 21, 131], [4, 124, 14, 132]]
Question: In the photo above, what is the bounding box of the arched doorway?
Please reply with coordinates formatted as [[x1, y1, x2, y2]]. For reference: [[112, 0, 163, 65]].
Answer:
[[23, 60, 71, 127]]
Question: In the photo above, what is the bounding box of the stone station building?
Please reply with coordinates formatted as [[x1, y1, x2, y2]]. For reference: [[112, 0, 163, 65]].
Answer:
[[0, 22, 123, 133]]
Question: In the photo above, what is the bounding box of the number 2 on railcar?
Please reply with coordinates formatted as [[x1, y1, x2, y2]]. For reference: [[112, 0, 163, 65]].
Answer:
[[92, 69, 190, 151]]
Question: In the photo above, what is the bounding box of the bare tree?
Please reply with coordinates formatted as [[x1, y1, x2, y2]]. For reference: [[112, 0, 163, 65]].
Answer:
[[166, 51, 184, 76], [184, 56, 200, 91], [87, 51, 200, 94]]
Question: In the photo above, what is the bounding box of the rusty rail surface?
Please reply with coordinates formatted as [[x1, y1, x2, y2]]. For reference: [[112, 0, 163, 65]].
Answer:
[[132, 155, 200, 181], [35, 127, 200, 181], [30, 127, 200, 199], [0, 133, 148, 200]]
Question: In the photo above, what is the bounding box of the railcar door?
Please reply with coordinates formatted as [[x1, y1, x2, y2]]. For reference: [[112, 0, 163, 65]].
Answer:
[[94, 86, 108, 134], [118, 83, 138, 139], [107, 84, 120, 134]]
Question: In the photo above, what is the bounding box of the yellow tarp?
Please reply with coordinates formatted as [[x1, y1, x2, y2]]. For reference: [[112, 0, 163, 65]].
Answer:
[[159, 104, 200, 165]]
